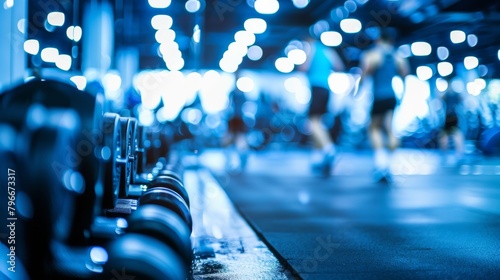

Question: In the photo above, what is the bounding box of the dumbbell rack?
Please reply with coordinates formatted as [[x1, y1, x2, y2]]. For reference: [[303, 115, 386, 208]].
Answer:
[[0, 79, 194, 279]]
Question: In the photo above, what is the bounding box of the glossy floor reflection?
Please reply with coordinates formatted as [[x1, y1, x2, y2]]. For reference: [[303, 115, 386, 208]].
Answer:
[[184, 166, 295, 279], [196, 147, 500, 279]]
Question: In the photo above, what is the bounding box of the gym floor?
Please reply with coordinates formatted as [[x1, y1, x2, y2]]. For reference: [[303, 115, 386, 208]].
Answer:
[[186, 147, 500, 279]]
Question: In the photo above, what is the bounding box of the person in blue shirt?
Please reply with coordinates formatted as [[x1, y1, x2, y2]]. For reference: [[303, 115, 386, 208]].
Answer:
[[300, 35, 345, 176], [359, 28, 409, 183]]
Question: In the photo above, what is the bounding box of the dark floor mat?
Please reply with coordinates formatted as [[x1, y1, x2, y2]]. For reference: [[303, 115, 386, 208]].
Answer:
[[221, 171, 500, 279]]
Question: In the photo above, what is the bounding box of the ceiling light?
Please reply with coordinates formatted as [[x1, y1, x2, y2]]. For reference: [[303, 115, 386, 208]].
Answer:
[[55, 54, 72, 71], [247, 45, 263, 61], [254, 0, 279, 14], [411, 41, 431, 56], [416, 66, 433, 81], [320, 31, 342, 47], [437, 62, 453, 77], [148, 0, 171, 9], [275, 57, 294, 73], [244, 18, 267, 34], [467, 34, 478, 47], [287, 49, 307, 65], [464, 56, 478, 70], [450, 30, 466, 44], [66, 26, 82, 42], [23, 39, 39, 55], [340, 18, 362, 33], [151, 15, 173, 30], [435, 78, 448, 92], [437, 46, 448, 60], [47, 12, 65, 26], [292, 0, 309, 9], [41, 47, 59, 63], [236, 77, 255, 92], [185, 0, 200, 13], [234, 30, 256, 46]]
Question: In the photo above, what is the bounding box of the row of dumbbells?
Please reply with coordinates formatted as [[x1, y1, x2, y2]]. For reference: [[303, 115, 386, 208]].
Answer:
[[0, 78, 193, 279]]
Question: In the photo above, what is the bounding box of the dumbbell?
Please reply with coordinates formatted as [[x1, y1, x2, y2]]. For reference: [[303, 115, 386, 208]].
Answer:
[[9, 105, 85, 276], [102, 233, 188, 280], [135, 124, 147, 176], [138, 187, 193, 232], [127, 204, 193, 264], [150, 175, 190, 208], [0, 79, 105, 244]]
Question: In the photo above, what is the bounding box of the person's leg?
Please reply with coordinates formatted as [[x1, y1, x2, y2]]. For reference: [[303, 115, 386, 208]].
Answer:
[[438, 131, 449, 151], [235, 130, 249, 169], [309, 115, 336, 175], [384, 109, 398, 151], [451, 128, 465, 162], [370, 114, 389, 173], [308, 86, 335, 175], [309, 115, 334, 150]]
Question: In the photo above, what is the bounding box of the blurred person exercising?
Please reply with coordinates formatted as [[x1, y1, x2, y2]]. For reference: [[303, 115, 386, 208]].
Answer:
[[438, 76, 465, 164], [359, 28, 409, 182], [225, 72, 249, 172], [300, 35, 345, 176]]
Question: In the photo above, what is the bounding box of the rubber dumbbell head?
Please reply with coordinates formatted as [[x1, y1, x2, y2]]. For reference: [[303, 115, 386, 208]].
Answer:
[[151, 175, 190, 207], [127, 204, 193, 264], [138, 187, 192, 232], [102, 233, 188, 280]]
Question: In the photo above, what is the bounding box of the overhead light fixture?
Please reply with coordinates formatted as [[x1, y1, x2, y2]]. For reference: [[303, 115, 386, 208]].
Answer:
[[411, 42, 431, 56], [320, 31, 342, 47], [450, 30, 466, 44], [151, 15, 173, 30], [234, 30, 256, 46], [4, 0, 13, 9], [193, 25, 200, 43], [17, 19, 26, 34], [244, 18, 267, 34], [437, 46, 449, 60], [275, 57, 294, 73], [155, 29, 176, 43], [219, 59, 238, 73], [464, 56, 478, 70], [47, 12, 65, 27], [185, 0, 200, 13], [467, 34, 478, 47], [254, 0, 279, 15], [340, 18, 362, 33], [416, 66, 433, 81], [247, 45, 263, 61], [41, 47, 59, 63], [66, 26, 82, 42], [437, 62, 453, 77], [466, 79, 485, 96], [70, 76, 87, 90], [236, 77, 255, 93], [228, 41, 248, 57], [292, 0, 309, 9], [435, 78, 448, 92], [148, 0, 171, 9], [23, 39, 39, 55], [287, 49, 307, 65], [56, 54, 72, 71]]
